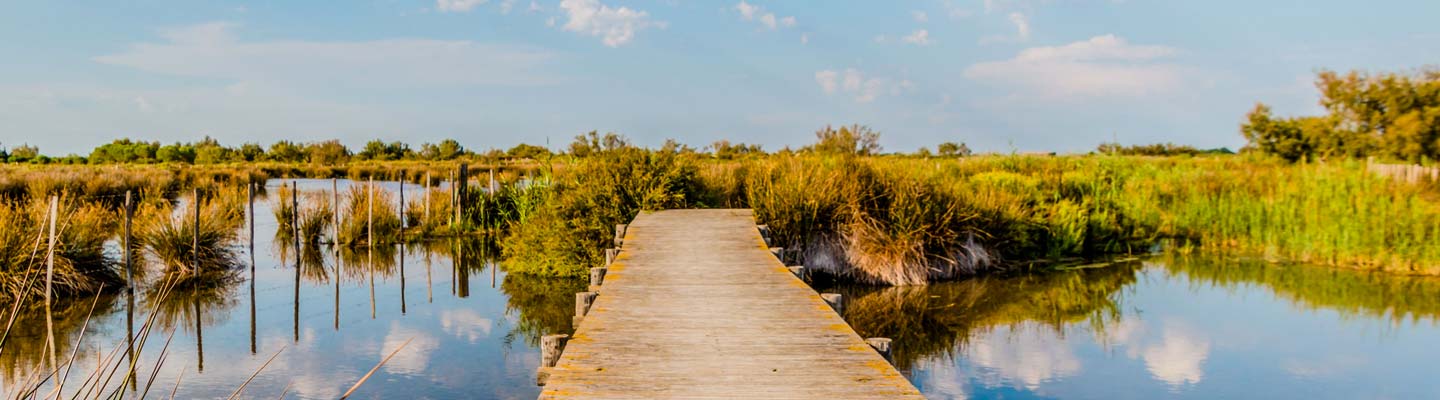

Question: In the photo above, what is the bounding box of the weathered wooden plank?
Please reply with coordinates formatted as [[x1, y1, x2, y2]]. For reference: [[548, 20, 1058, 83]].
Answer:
[[540, 209, 922, 399]]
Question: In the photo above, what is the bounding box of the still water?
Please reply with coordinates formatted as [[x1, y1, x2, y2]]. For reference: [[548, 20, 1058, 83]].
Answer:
[[2, 179, 581, 399], [5, 179, 1440, 399], [833, 257, 1440, 399]]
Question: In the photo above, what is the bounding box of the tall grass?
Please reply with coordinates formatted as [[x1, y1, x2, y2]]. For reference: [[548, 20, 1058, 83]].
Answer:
[[338, 183, 401, 246], [138, 189, 244, 278], [0, 198, 121, 301]]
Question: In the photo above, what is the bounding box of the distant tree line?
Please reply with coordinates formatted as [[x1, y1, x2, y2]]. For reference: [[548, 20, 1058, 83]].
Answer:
[[0, 125, 989, 165], [1096, 142, 1233, 156], [1243, 68, 1440, 163]]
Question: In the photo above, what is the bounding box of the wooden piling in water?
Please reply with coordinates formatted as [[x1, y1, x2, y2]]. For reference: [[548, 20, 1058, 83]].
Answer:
[[865, 338, 893, 364], [787, 266, 806, 281], [589, 267, 607, 291], [124, 191, 134, 285], [605, 248, 619, 266], [424, 172, 431, 226], [537, 334, 570, 386], [332, 178, 340, 244], [768, 247, 783, 261], [757, 224, 771, 246], [614, 224, 627, 246], [574, 291, 598, 326], [44, 195, 57, 307], [820, 293, 844, 315], [398, 173, 405, 229], [193, 188, 200, 274], [367, 177, 374, 247]]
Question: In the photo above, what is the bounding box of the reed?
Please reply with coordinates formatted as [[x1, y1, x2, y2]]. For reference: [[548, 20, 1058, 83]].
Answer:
[[338, 183, 401, 246], [138, 189, 244, 277], [0, 198, 121, 301]]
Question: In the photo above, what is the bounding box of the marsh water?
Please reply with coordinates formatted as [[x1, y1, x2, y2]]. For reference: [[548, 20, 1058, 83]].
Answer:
[[5, 179, 1440, 399]]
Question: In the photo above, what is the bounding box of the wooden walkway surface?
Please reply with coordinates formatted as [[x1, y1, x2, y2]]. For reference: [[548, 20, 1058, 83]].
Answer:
[[539, 209, 923, 399]]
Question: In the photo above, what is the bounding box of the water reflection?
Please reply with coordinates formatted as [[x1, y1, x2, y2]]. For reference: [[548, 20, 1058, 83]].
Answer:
[[1, 179, 583, 399], [841, 254, 1440, 399]]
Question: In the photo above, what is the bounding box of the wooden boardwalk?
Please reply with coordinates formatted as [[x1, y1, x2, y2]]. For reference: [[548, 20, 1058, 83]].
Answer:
[[539, 209, 923, 399]]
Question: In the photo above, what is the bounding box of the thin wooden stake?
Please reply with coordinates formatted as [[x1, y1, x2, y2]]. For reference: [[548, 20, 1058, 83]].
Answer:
[[367, 177, 374, 247], [332, 178, 340, 245], [124, 191, 134, 285], [192, 188, 200, 274], [424, 171, 431, 226], [45, 195, 57, 370]]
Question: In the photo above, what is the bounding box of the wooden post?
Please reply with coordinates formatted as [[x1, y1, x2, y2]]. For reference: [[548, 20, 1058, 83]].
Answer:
[[292, 181, 300, 241], [820, 293, 844, 315], [367, 177, 374, 247], [448, 171, 455, 227], [489, 168, 496, 193], [757, 224, 771, 246], [574, 291, 598, 326], [455, 164, 467, 224], [768, 247, 784, 261], [193, 188, 200, 273], [124, 191, 134, 285], [424, 171, 431, 226], [614, 224, 627, 246], [865, 338, 893, 364], [45, 195, 57, 308], [589, 267, 607, 291], [332, 178, 340, 245], [536, 334, 570, 386], [247, 184, 255, 250], [787, 266, 806, 281], [605, 248, 619, 266], [398, 173, 406, 229]]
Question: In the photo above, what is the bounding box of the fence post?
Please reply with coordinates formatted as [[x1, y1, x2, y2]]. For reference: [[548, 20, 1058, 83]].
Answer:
[[865, 338, 893, 364], [536, 334, 570, 386], [424, 171, 431, 227], [332, 178, 340, 245], [367, 177, 375, 247], [125, 191, 134, 284], [398, 173, 406, 229], [820, 293, 844, 315], [193, 188, 200, 274], [45, 195, 57, 307]]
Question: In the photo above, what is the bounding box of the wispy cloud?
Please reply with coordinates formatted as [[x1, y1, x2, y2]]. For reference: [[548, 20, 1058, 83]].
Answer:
[[815, 68, 912, 103], [902, 29, 932, 46], [95, 22, 558, 86], [980, 12, 1030, 43], [965, 34, 1187, 98], [437, 0, 488, 13], [557, 0, 665, 47], [734, 1, 796, 30]]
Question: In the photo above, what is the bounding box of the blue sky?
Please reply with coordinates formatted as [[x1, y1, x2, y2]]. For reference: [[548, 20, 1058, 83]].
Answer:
[[2, 0, 1437, 155]]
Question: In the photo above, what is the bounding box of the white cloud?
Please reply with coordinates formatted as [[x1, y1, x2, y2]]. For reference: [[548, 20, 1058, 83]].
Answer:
[[800, 33, 809, 45], [735, 1, 760, 20], [557, 0, 663, 47], [437, 0, 488, 13], [1010, 12, 1031, 40], [1141, 326, 1209, 386], [814, 70, 839, 94], [500, 0, 517, 14], [966, 323, 1082, 390], [95, 22, 557, 87], [964, 34, 1186, 98], [815, 68, 910, 103], [380, 323, 440, 375], [944, 1, 973, 19], [912, 10, 929, 23], [528, 0, 543, 12], [733, 1, 795, 31], [902, 29, 932, 46], [134, 96, 154, 113]]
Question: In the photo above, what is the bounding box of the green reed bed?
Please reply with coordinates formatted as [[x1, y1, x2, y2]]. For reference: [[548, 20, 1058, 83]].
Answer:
[[0, 198, 121, 302], [138, 188, 245, 278], [338, 183, 402, 246]]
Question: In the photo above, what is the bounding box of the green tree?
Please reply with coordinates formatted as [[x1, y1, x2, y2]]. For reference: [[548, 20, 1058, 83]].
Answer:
[[156, 142, 195, 163], [937, 142, 972, 157], [811, 124, 882, 155], [267, 141, 305, 162], [238, 143, 265, 161], [8, 144, 38, 163], [306, 140, 351, 165], [506, 143, 552, 160], [569, 131, 631, 157], [1241, 104, 1313, 162]]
